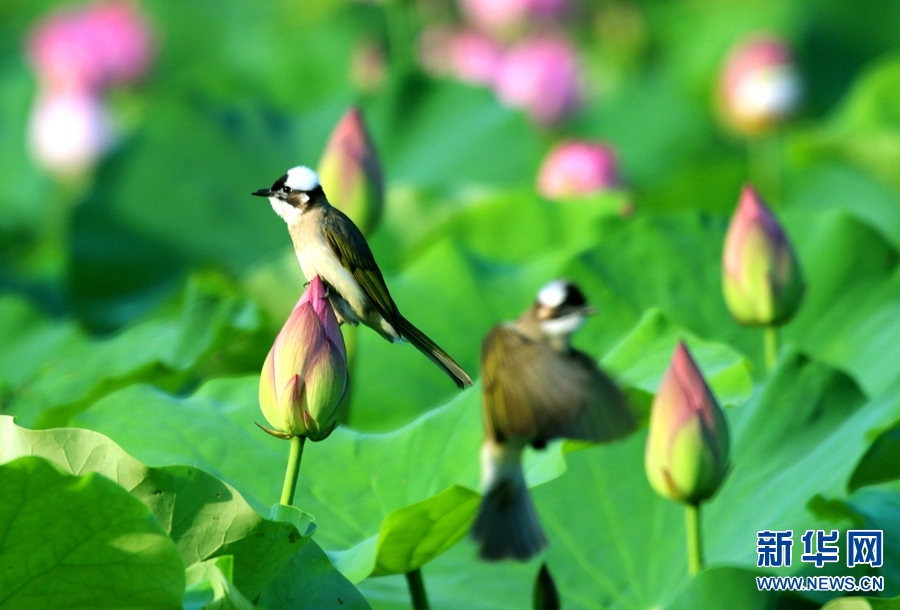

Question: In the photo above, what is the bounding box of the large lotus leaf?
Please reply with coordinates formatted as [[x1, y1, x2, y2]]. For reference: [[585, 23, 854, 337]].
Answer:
[[788, 55, 900, 194], [779, 209, 900, 397], [825, 485, 900, 597], [1, 272, 268, 428], [601, 307, 752, 411], [0, 456, 185, 610], [663, 567, 781, 610], [184, 556, 259, 610], [0, 416, 326, 602], [258, 540, 372, 610], [74, 311, 750, 589]]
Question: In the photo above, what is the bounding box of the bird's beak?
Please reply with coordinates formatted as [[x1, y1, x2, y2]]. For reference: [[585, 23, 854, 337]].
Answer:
[[582, 306, 597, 317], [251, 188, 272, 197]]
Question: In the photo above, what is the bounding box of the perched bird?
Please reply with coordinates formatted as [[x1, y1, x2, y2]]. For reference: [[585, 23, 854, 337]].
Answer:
[[253, 165, 473, 389], [472, 279, 635, 561]]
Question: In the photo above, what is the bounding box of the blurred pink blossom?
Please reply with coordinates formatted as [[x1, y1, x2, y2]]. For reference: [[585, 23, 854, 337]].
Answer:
[[459, 0, 568, 35], [718, 34, 801, 135], [537, 140, 620, 199], [493, 35, 580, 125], [419, 27, 503, 86], [28, 91, 114, 175], [28, 1, 153, 93]]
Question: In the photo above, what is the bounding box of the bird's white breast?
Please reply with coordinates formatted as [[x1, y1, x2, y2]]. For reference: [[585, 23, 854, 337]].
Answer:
[[294, 227, 370, 321]]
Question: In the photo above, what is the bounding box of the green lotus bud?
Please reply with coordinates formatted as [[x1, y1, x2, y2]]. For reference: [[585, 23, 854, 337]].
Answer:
[[722, 185, 804, 326], [317, 107, 384, 236], [645, 342, 730, 505], [259, 276, 348, 441]]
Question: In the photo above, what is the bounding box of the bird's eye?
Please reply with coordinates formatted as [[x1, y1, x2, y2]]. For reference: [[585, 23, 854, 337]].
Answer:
[[282, 185, 292, 193]]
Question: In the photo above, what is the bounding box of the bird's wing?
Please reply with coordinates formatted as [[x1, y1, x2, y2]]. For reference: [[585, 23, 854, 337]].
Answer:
[[481, 326, 634, 444], [564, 349, 635, 443], [322, 209, 396, 319]]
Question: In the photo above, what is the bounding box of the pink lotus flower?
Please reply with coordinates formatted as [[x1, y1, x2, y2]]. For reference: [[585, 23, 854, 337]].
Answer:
[[493, 35, 580, 125], [27, 91, 114, 176], [28, 1, 154, 93], [537, 140, 620, 199], [259, 276, 349, 441], [718, 34, 801, 135], [419, 27, 503, 86]]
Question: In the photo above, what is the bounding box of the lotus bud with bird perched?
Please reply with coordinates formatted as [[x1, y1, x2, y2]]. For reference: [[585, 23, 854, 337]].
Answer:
[[259, 275, 348, 442], [723, 185, 803, 369], [472, 280, 635, 561], [317, 107, 384, 237], [252, 166, 473, 389], [645, 341, 730, 574]]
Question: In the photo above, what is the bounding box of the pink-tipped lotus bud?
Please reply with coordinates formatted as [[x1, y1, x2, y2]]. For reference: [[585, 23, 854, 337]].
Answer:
[[537, 140, 620, 199], [645, 342, 730, 505], [317, 108, 384, 236], [259, 276, 348, 441], [722, 185, 804, 326], [718, 34, 801, 135], [28, 90, 114, 176], [493, 35, 580, 126]]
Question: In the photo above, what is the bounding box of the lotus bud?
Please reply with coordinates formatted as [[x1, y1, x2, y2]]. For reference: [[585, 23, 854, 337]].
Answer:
[[718, 34, 801, 135], [537, 140, 620, 199], [493, 35, 580, 126], [317, 108, 384, 236], [259, 276, 348, 441], [645, 342, 730, 505], [722, 185, 804, 326]]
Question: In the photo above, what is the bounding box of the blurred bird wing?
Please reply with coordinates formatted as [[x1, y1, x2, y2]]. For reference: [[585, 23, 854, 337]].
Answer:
[[481, 326, 634, 444], [323, 210, 396, 319], [565, 349, 635, 443]]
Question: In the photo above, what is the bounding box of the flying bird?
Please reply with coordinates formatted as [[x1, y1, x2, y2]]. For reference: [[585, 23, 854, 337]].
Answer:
[[472, 279, 635, 560]]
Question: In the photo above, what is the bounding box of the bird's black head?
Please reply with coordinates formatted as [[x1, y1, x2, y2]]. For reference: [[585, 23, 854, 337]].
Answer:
[[535, 280, 593, 320], [252, 166, 326, 207]]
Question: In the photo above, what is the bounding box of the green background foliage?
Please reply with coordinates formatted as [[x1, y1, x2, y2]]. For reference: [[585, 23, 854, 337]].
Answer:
[[4, 0, 900, 607]]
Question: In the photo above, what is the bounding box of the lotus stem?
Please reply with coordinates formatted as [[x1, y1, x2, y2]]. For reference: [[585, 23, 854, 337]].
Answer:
[[405, 568, 430, 610], [764, 326, 779, 372], [685, 503, 703, 576], [280, 435, 306, 506]]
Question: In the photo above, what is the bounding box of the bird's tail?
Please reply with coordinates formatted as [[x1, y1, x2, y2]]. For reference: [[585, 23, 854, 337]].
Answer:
[[394, 314, 473, 388], [471, 440, 547, 562]]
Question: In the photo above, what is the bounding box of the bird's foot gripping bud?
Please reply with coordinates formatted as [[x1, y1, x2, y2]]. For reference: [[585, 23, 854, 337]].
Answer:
[[258, 275, 349, 443]]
